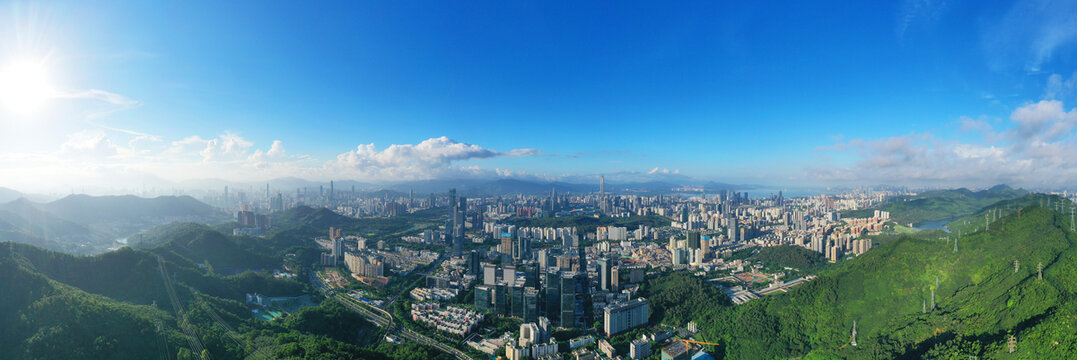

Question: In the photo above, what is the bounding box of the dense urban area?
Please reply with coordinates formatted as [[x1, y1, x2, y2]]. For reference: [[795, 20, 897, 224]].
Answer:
[[3, 179, 1076, 359]]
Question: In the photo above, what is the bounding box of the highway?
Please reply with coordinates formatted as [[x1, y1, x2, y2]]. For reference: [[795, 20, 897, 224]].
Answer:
[[310, 271, 472, 360]]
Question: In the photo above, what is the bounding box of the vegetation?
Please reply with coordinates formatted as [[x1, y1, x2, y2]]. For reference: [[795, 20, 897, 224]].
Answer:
[[753, 245, 828, 273], [641, 194, 1077, 359], [843, 185, 1027, 225], [0, 211, 449, 360]]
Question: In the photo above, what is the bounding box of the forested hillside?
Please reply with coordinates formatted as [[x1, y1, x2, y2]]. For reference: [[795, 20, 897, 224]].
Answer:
[[844, 185, 1027, 225], [0, 215, 447, 359], [646, 194, 1077, 359]]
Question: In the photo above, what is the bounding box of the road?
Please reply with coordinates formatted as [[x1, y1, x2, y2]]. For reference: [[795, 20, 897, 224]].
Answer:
[[310, 271, 472, 360]]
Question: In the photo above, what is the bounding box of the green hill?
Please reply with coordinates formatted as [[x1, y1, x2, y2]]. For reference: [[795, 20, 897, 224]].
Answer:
[[43, 194, 221, 225], [0, 223, 446, 359], [845, 185, 1027, 226], [754, 245, 828, 272], [135, 222, 278, 272], [0, 254, 187, 359], [646, 194, 1077, 359]]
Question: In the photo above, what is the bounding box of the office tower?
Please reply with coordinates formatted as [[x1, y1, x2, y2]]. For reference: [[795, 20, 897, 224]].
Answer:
[[687, 232, 701, 250], [610, 267, 621, 290], [537, 249, 549, 272], [474, 285, 493, 313], [559, 272, 588, 327], [516, 236, 531, 260], [454, 194, 466, 256], [597, 258, 612, 291], [504, 265, 517, 283], [223, 186, 228, 205], [523, 287, 540, 323], [494, 283, 509, 315], [603, 298, 650, 337], [484, 264, 498, 286], [542, 270, 561, 320], [329, 180, 334, 200], [549, 188, 557, 212], [727, 217, 738, 243], [559, 273, 577, 326], [449, 188, 461, 256], [511, 284, 525, 318], [501, 235, 515, 257], [600, 175, 605, 196], [467, 250, 481, 275]]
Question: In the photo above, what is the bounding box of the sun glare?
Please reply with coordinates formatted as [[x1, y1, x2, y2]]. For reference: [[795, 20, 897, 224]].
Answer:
[[0, 60, 53, 115]]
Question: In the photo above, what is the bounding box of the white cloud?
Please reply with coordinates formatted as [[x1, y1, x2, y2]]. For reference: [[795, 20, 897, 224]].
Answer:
[[267, 140, 285, 157], [0, 134, 558, 192], [199, 132, 253, 161], [59, 130, 121, 158], [647, 167, 680, 175], [1009, 99, 1077, 143], [328, 136, 525, 181], [813, 100, 1077, 187]]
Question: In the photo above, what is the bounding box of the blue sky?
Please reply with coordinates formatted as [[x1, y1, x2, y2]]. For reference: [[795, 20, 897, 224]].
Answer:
[[1, 0, 1077, 192]]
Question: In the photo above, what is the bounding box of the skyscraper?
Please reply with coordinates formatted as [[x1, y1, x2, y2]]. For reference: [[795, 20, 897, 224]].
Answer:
[[559, 271, 588, 327], [687, 232, 701, 250], [543, 269, 561, 320], [727, 216, 738, 243], [450, 188, 463, 256], [597, 258, 612, 291], [600, 175, 605, 195], [467, 250, 481, 275]]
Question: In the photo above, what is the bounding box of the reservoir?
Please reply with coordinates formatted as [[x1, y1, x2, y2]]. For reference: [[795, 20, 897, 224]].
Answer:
[[913, 218, 954, 233]]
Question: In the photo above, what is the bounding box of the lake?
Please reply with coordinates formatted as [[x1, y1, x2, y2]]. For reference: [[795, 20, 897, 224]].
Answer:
[[913, 218, 954, 233]]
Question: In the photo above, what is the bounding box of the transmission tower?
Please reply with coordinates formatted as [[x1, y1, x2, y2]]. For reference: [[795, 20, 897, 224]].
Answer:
[[1014, 259, 1020, 273], [1008, 334, 1016, 353], [953, 236, 958, 253], [1038, 262, 1043, 280]]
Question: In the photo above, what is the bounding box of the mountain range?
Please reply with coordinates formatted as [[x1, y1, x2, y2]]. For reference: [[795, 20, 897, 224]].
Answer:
[[0, 195, 228, 255]]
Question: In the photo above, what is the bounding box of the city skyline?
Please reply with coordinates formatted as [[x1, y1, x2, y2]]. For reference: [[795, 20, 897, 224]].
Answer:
[[2, 1, 1077, 193]]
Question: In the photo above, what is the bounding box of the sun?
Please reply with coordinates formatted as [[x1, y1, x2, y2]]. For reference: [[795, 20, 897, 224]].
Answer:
[[0, 60, 54, 115]]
